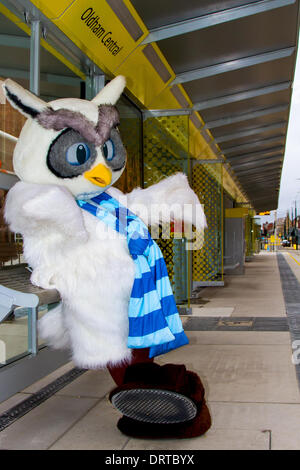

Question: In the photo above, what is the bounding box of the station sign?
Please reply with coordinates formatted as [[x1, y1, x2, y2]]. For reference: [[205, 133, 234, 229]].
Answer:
[[30, 0, 175, 107]]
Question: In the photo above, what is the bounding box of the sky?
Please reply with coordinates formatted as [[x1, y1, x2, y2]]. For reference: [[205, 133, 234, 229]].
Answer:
[[257, 33, 300, 227]]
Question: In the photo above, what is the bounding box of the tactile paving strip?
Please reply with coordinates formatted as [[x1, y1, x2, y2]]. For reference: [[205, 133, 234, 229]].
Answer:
[[183, 316, 289, 331], [277, 252, 300, 387]]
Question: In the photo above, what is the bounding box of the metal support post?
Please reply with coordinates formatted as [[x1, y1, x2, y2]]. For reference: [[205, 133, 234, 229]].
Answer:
[[86, 74, 105, 99], [30, 20, 40, 96], [28, 307, 38, 355]]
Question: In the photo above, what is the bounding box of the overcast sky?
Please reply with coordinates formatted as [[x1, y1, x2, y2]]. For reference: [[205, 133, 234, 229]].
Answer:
[[257, 34, 300, 226], [277, 43, 300, 217]]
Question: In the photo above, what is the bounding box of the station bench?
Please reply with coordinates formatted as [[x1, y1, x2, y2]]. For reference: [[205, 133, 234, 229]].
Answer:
[[0, 265, 60, 354]]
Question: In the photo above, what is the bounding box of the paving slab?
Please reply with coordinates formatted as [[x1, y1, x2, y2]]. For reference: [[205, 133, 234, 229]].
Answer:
[[124, 428, 269, 451], [186, 331, 291, 345], [157, 342, 300, 403], [0, 395, 98, 450], [190, 307, 234, 317], [199, 253, 285, 317], [208, 401, 300, 450], [22, 362, 75, 394], [49, 398, 129, 450], [55, 369, 115, 398], [124, 402, 300, 450]]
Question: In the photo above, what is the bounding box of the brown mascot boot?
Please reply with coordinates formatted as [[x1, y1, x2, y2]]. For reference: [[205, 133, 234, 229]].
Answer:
[[109, 362, 211, 439]]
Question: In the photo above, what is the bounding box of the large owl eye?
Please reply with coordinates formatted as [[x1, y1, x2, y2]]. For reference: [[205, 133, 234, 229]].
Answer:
[[103, 139, 115, 161], [66, 143, 90, 166]]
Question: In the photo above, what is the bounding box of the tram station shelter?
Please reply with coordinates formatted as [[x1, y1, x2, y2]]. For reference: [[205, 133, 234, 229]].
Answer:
[[0, 0, 299, 400]]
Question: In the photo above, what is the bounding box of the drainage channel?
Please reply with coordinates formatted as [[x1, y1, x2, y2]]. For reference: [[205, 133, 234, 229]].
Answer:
[[277, 252, 300, 388], [0, 367, 86, 432]]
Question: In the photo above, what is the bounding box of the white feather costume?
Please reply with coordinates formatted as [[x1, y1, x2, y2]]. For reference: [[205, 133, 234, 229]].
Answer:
[[3, 77, 206, 369]]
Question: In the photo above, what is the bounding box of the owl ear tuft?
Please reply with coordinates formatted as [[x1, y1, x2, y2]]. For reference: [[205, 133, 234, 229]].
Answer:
[[2, 78, 47, 119], [92, 75, 126, 106]]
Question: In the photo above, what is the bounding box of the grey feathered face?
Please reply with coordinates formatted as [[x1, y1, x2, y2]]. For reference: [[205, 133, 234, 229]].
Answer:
[[38, 105, 127, 180], [46, 126, 126, 179]]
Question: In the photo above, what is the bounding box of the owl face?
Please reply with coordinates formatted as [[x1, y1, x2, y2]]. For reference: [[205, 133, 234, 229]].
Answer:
[[2, 76, 127, 196]]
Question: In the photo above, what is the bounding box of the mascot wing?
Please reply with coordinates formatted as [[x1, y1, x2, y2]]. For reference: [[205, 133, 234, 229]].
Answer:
[[110, 172, 206, 235], [5, 181, 88, 242]]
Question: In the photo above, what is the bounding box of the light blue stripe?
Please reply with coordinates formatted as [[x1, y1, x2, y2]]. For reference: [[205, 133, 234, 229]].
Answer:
[[165, 313, 184, 334], [128, 326, 175, 348], [156, 276, 173, 299], [129, 289, 161, 317], [130, 274, 172, 298], [133, 256, 150, 279], [134, 255, 166, 276]]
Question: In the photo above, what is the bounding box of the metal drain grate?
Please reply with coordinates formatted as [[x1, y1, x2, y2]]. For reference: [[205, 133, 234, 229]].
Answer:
[[111, 389, 198, 424], [0, 367, 86, 432]]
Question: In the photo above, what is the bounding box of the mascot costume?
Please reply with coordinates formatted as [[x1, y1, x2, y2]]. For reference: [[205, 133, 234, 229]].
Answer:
[[2, 76, 211, 439]]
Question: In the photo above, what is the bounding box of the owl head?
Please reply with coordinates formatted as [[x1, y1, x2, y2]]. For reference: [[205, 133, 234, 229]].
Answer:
[[2, 76, 127, 196]]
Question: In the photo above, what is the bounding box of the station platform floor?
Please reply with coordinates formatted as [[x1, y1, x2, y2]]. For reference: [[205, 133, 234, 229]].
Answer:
[[0, 251, 299, 450]]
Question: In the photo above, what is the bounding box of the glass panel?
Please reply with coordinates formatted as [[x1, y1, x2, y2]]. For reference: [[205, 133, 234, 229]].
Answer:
[[0, 307, 29, 367], [143, 115, 190, 304], [0, 89, 26, 172], [192, 161, 223, 285], [115, 95, 143, 193], [0, 190, 24, 267]]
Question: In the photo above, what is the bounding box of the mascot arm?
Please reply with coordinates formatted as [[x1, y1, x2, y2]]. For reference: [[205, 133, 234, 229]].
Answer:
[[5, 181, 88, 241], [109, 173, 206, 232]]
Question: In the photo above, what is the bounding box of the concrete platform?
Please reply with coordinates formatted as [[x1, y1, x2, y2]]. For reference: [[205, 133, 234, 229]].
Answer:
[[0, 252, 299, 450], [197, 252, 286, 317]]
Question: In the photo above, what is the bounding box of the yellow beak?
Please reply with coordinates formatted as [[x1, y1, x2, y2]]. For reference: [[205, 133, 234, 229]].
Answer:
[[84, 163, 112, 187]]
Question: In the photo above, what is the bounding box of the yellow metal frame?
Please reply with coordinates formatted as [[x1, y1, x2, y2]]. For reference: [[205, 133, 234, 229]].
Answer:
[[0, 3, 85, 80], [2, 0, 251, 205], [225, 208, 249, 218]]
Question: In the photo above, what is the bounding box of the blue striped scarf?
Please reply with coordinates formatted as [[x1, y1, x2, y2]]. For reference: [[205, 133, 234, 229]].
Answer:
[[76, 192, 188, 358]]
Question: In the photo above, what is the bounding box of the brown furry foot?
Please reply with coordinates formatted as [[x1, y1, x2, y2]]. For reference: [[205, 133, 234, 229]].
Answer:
[[109, 362, 212, 439]]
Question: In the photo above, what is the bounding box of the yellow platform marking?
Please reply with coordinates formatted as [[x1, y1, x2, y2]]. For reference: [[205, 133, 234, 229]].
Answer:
[[287, 252, 300, 267]]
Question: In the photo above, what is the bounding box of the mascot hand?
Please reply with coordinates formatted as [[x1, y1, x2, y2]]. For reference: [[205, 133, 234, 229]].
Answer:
[[125, 173, 206, 232], [30, 266, 57, 290]]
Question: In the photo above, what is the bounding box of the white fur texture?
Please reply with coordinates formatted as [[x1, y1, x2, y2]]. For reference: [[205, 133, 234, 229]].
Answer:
[[5, 175, 206, 369], [5, 181, 135, 368], [92, 76, 126, 106], [3, 76, 206, 369]]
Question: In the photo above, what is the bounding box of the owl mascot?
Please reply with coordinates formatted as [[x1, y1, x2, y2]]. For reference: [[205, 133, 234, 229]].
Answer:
[[2, 76, 211, 439]]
